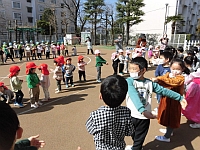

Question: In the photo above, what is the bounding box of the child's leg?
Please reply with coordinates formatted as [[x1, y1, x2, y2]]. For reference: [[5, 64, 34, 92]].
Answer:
[[29, 88, 36, 104], [83, 71, 86, 81], [43, 87, 49, 100], [57, 80, 61, 91], [96, 67, 101, 81], [164, 127, 174, 138], [91, 49, 94, 54], [66, 77, 69, 87], [131, 118, 150, 150], [119, 63, 123, 73], [35, 86, 40, 103], [62, 72, 65, 83], [70, 76, 74, 86], [15, 90, 24, 104], [87, 49, 89, 55], [113, 66, 118, 75], [78, 70, 82, 81], [124, 63, 127, 73]]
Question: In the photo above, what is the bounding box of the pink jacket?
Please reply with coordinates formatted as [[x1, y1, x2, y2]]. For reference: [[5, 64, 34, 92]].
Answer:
[[77, 62, 87, 71]]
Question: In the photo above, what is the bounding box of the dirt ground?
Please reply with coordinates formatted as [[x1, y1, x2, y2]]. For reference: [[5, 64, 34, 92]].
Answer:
[[1, 46, 199, 150]]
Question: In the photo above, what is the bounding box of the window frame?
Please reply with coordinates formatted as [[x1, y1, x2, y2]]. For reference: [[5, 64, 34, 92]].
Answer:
[[13, 12, 22, 20], [12, 1, 21, 9], [28, 17, 33, 23]]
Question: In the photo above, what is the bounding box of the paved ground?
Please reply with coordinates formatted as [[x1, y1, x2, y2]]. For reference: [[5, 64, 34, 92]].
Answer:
[[1, 46, 199, 150]]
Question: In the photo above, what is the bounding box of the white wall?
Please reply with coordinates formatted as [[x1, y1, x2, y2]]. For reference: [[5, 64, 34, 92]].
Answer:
[[130, 0, 176, 39]]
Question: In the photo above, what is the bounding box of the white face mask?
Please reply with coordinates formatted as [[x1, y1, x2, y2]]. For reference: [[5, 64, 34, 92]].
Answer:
[[171, 70, 182, 75], [159, 59, 165, 65], [130, 72, 141, 79]]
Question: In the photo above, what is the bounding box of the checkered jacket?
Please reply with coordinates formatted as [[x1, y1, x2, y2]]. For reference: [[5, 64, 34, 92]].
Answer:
[[86, 106, 134, 150]]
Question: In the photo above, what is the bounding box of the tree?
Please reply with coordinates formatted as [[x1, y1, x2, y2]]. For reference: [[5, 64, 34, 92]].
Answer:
[[62, 0, 81, 35], [84, 0, 105, 45], [116, 0, 145, 46], [165, 15, 184, 34]]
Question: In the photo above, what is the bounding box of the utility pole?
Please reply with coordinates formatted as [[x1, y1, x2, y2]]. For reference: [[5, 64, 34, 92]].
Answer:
[[105, 12, 108, 45], [163, 3, 169, 36], [53, 8, 57, 42], [8, 20, 11, 42], [15, 20, 18, 43]]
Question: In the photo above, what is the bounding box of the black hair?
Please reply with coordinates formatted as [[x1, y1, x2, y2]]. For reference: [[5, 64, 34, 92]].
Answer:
[[54, 60, 58, 64], [28, 68, 36, 74], [0, 102, 19, 150], [130, 57, 148, 70], [184, 56, 193, 66], [187, 49, 198, 67], [177, 46, 184, 53], [170, 59, 190, 75], [100, 75, 128, 108], [164, 45, 177, 58], [160, 51, 173, 62]]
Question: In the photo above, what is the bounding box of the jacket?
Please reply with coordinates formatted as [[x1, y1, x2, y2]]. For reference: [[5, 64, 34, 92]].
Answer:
[[26, 73, 40, 89], [95, 56, 106, 67], [14, 139, 37, 150]]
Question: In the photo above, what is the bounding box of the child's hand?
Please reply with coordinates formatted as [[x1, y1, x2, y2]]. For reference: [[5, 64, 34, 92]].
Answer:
[[28, 135, 45, 148], [180, 99, 187, 110], [151, 78, 158, 82], [143, 111, 157, 119], [106, 62, 108, 65], [77, 147, 81, 150]]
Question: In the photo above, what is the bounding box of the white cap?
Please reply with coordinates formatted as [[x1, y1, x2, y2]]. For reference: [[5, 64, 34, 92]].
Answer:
[[94, 49, 101, 54], [118, 49, 124, 53]]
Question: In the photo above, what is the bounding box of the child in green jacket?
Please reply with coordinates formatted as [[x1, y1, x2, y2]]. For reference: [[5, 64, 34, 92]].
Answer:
[[94, 50, 108, 83], [26, 62, 42, 108]]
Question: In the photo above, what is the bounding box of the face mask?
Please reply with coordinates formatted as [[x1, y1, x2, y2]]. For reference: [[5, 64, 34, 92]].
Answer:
[[130, 72, 141, 79], [159, 59, 165, 65], [171, 70, 182, 75]]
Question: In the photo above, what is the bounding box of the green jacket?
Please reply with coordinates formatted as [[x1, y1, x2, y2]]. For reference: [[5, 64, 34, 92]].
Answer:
[[95, 56, 106, 67], [3, 48, 10, 55], [15, 139, 37, 150], [26, 73, 40, 89]]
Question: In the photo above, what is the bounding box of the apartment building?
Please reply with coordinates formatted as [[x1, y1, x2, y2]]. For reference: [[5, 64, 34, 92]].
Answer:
[[0, 0, 75, 42]]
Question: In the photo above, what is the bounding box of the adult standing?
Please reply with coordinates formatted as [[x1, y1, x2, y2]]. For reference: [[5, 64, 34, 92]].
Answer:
[[114, 35, 123, 53], [85, 37, 94, 55], [160, 34, 169, 53]]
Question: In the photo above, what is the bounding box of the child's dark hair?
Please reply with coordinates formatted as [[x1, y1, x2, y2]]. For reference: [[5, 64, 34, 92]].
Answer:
[[177, 46, 184, 53], [184, 56, 193, 66], [28, 68, 36, 74], [130, 57, 148, 70], [187, 49, 198, 67], [170, 59, 190, 75], [100, 75, 128, 108], [54, 60, 58, 64], [160, 51, 173, 62], [164, 45, 177, 58], [0, 102, 19, 150]]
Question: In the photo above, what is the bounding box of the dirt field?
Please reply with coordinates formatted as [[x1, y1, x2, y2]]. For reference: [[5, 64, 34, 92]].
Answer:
[[1, 46, 199, 150]]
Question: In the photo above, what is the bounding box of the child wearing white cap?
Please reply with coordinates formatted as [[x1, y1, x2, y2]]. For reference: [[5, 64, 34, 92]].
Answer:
[[95, 50, 108, 82], [124, 50, 131, 73]]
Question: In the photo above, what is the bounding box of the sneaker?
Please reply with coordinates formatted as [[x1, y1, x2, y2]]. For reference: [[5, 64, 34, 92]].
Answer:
[[125, 145, 132, 150], [18, 103, 24, 108], [55, 88, 59, 91], [66, 85, 69, 88], [37, 101, 43, 106], [55, 90, 60, 94], [41, 98, 48, 102], [155, 136, 170, 142], [97, 80, 101, 83], [71, 84, 75, 87], [159, 129, 173, 136], [190, 123, 200, 129], [31, 104, 38, 108], [14, 102, 19, 106]]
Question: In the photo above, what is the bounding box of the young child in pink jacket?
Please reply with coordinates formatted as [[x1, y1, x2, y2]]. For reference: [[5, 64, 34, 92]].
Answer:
[[77, 55, 87, 82]]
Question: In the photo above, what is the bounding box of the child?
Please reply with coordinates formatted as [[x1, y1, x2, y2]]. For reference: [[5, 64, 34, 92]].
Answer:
[[63, 57, 76, 88], [53, 58, 63, 93], [38, 64, 50, 101], [86, 75, 134, 150], [25, 44, 31, 61], [124, 50, 131, 73], [147, 45, 154, 65], [184, 56, 194, 73], [58, 56, 66, 83], [26, 62, 42, 108], [51, 43, 57, 58], [37, 44, 43, 60], [0, 82, 14, 104], [152, 46, 160, 66], [18, 43, 23, 61], [32, 45, 37, 60], [152, 59, 190, 142], [111, 52, 120, 75], [56, 42, 60, 56], [60, 42, 65, 56], [183, 68, 200, 128], [85, 37, 94, 55], [45, 43, 50, 59], [0, 102, 45, 150], [72, 45, 77, 56], [132, 48, 143, 59], [126, 57, 187, 149], [95, 49, 108, 83], [77, 55, 87, 82], [64, 42, 69, 56], [9, 65, 24, 107], [0, 47, 4, 64], [187, 48, 200, 71], [8, 43, 14, 58], [176, 46, 184, 60], [118, 49, 125, 75], [3, 45, 15, 63], [153, 51, 173, 113]]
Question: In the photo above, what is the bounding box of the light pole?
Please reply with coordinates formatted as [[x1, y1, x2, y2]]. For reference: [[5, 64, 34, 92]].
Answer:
[[105, 11, 108, 45], [173, 0, 180, 46], [163, 3, 169, 36]]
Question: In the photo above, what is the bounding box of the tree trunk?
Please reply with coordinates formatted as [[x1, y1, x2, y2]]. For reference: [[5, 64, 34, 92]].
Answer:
[[126, 20, 130, 46], [94, 13, 97, 45]]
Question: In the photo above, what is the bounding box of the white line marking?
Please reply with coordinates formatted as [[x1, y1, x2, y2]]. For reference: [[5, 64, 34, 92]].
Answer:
[[18, 90, 86, 115]]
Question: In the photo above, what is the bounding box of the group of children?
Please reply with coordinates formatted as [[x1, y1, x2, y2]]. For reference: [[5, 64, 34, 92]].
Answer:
[[0, 41, 78, 64], [0, 55, 87, 108], [86, 45, 200, 150]]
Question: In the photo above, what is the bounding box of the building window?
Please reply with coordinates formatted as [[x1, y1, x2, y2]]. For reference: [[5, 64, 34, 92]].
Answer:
[[12, 1, 21, 9], [27, 7, 32, 13], [0, 11, 5, 18], [38, 0, 45, 2], [39, 5, 45, 12], [51, 0, 56, 4], [27, 0, 31, 3], [28, 17, 33, 23], [13, 12, 22, 20], [70, 26, 74, 33], [39, 15, 42, 20]]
